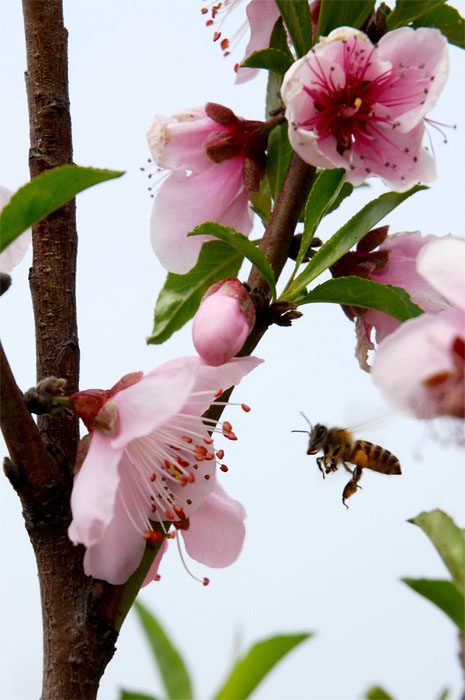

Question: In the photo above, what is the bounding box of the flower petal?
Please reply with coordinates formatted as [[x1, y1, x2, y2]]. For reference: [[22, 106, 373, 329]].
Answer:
[[235, 0, 280, 84], [416, 236, 465, 311], [0, 185, 32, 273], [182, 481, 246, 567]]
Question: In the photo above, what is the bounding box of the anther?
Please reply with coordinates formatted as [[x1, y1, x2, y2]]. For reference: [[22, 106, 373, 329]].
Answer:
[[143, 530, 163, 542], [220, 464, 229, 472]]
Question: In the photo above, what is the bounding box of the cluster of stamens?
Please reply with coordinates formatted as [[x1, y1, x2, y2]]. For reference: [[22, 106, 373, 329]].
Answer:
[[201, 1, 247, 71]]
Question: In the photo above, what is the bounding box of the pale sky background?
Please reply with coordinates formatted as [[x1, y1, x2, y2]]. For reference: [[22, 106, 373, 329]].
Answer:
[[1, 2, 464, 699]]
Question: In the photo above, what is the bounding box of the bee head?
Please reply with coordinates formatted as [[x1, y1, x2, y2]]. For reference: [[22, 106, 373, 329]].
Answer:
[[307, 423, 328, 454]]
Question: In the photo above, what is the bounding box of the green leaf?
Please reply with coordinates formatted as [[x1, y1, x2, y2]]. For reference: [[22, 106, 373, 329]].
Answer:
[[0, 165, 124, 252], [241, 48, 293, 75], [120, 690, 160, 700], [412, 4, 465, 50], [408, 510, 465, 591], [316, 0, 375, 40], [148, 240, 243, 345], [282, 185, 426, 300], [266, 17, 291, 115], [266, 123, 293, 202], [386, 0, 446, 29], [275, 0, 312, 57], [402, 578, 465, 633], [325, 181, 354, 215], [437, 688, 450, 700], [365, 686, 395, 700], [296, 277, 424, 320], [296, 169, 346, 268], [214, 633, 312, 700], [188, 223, 277, 300], [250, 177, 272, 227], [134, 601, 193, 700]]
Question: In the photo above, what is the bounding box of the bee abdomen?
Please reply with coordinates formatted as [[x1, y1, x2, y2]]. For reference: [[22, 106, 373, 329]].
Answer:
[[353, 440, 401, 475]]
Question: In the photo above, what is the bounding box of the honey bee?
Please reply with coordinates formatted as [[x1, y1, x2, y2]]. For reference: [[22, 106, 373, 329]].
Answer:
[[293, 413, 401, 508]]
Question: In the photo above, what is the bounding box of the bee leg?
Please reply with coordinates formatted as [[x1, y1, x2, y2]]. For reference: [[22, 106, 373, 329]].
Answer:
[[341, 460, 354, 475], [342, 468, 363, 508], [316, 457, 326, 479]]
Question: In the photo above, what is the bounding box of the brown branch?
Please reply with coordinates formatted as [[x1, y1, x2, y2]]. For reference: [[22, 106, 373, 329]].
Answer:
[[23, 0, 80, 464]]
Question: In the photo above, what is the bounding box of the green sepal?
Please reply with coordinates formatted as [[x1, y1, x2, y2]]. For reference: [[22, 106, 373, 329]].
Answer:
[[133, 601, 193, 700], [0, 165, 124, 252], [188, 222, 277, 300], [148, 240, 243, 345], [295, 276, 424, 321], [213, 633, 312, 700]]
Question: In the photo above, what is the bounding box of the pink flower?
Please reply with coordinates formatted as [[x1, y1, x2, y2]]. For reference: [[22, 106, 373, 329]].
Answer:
[[193, 277, 256, 366], [142, 481, 246, 586], [148, 103, 272, 274], [0, 186, 32, 274], [68, 355, 262, 584], [347, 231, 450, 369], [201, 1, 320, 83], [281, 26, 448, 191], [371, 236, 465, 419]]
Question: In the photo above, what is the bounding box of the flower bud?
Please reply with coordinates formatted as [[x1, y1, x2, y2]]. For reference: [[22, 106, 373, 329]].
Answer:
[[193, 278, 255, 366]]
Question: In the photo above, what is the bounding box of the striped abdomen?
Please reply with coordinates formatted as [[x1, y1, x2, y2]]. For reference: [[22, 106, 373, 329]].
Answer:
[[349, 440, 401, 474]]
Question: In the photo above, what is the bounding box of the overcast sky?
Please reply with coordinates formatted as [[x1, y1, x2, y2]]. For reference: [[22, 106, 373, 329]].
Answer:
[[1, 2, 464, 699]]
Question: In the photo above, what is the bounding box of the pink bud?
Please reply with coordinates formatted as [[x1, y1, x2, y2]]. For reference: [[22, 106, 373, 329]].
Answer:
[[193, 278, 255, 366]]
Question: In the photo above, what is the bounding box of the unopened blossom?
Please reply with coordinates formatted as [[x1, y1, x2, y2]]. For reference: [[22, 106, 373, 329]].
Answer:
[[148, 103, 273, 274], [201, 0, 320, 83], [0, 186, 32, 274], [68, 355, 262, 584], [372, 236, 465, 419], [334, 230, 450, 370], [281, 26, 448, 191], [193, 278, 256, 365], [142, 481, 246, 585]]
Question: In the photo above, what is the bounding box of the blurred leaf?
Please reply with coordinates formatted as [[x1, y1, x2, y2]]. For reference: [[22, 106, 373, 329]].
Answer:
[[296, 169, 346, 268], [275, 0, 312, 57], [148, 240, 242, 344], [386, 0, 446, 29], [412, 4, 465, 49], [316, 0, 375, 39], [437, 688, 450, 700], [134, 601, 192, 700], [402, 578, 465, 632], [408, 510, 465, 590], [365, 686, 395, 700], [120, 690, 159, 700], [189, 223, 276, 300], [214, 633, 312, 700], [241, 48, 293, 75], [266, 124, 293, 202], [296, 277, 424, 320], [0, 165, 124, 252], [283, 185, 426, 299]]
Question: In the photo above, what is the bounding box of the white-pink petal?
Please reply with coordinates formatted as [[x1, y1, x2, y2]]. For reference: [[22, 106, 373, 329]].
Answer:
[[0, 185, 32, 274], [416, 236, 465, 311]]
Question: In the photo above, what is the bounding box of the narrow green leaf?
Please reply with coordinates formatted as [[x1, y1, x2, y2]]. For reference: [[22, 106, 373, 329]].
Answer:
[[275, 0, 312, 57], [0, 165, 124, 252], [120, 690, 160, 700], [148, 240, 243, 345], [283, 185, 426, 300], [214, 633, 312, 700], [437, 688, 450, 700], [189, 223, 277, 300], [316, 0, 375, 40], [296, 277, 424, 320], [402, 578, 465, 632], [412, 4, 465, 50], [134, 601, 193, 700], [325, 181, 354, 215], [296, 169, 346, 268], [241, 48, 293, 75], [250, 177, 272, 227], [386, 0, 446, 29], [266, 123, 293, 202], [266, 17, 291, 116], [365, 686, 396, 700], [408, 510, 465, 590]]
